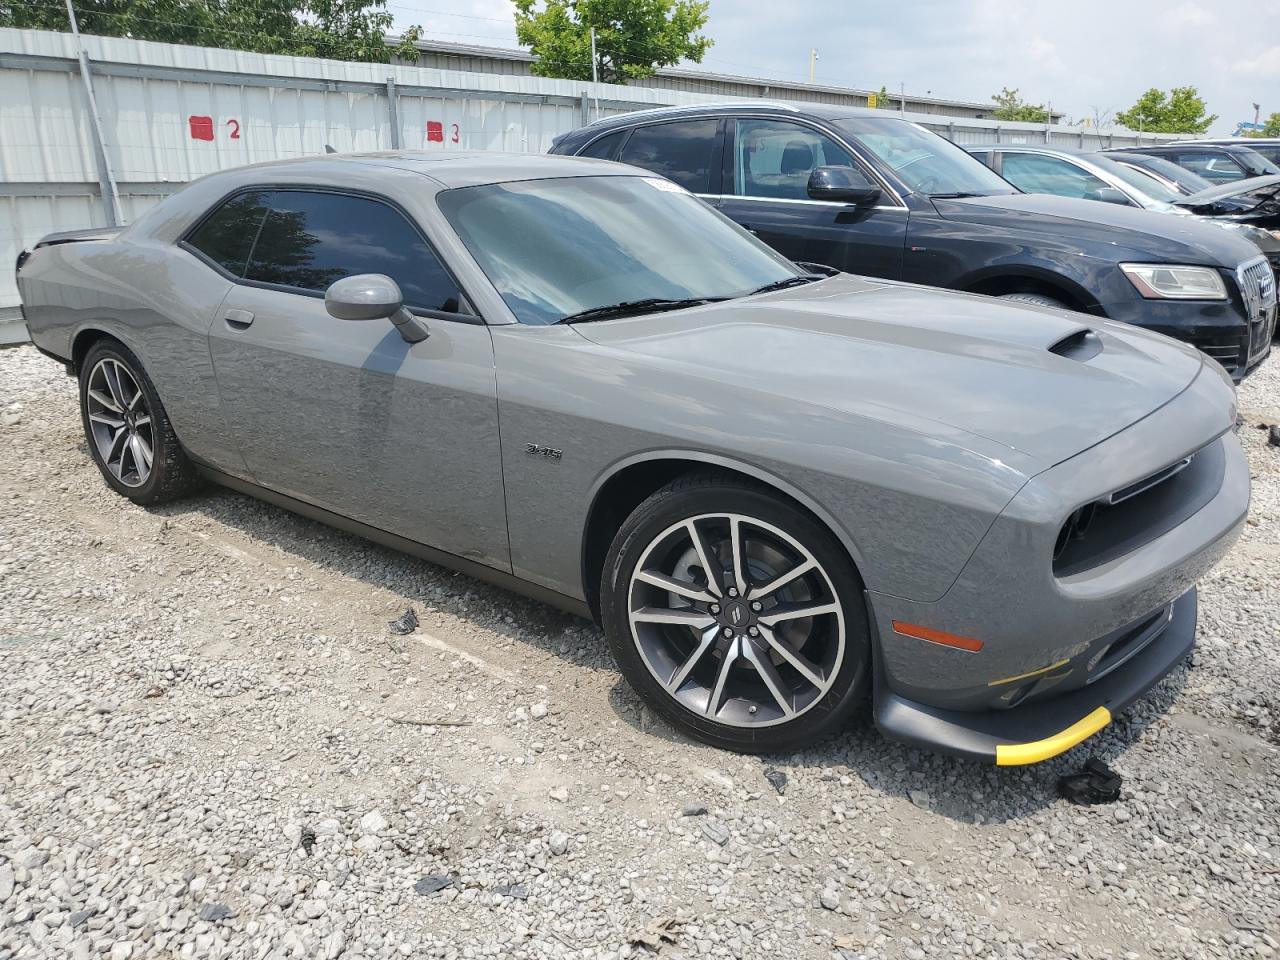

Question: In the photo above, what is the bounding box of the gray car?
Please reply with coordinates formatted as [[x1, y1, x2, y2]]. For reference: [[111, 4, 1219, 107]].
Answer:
[[16, 153, 1250, 764]]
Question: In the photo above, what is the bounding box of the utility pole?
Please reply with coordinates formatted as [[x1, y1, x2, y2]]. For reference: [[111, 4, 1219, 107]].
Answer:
[[65, 0, 122, 226], [589, 26, 599, 119], [808, 48, 819, 84], [899, 81, 905, 117]]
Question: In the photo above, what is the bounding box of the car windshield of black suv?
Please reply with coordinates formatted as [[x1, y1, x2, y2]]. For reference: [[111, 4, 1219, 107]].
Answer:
[[834, 117, 1018, 199], [438, 175, 801, 325]]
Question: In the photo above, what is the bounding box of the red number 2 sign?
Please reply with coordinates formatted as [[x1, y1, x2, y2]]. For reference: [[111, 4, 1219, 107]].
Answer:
[[227, 119, 241, 140]]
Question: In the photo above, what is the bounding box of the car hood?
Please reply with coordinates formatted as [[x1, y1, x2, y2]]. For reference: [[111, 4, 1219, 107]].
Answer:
[[573, 275, 1206, 469], [930, 192, 1257, 266], [1175, 174, 1280, 212]]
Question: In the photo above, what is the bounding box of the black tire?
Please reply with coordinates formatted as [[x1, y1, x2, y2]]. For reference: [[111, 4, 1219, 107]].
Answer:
[[601, 471, 871, 754], [78, 339, 199, 505], [997, 292, 1069, 310]]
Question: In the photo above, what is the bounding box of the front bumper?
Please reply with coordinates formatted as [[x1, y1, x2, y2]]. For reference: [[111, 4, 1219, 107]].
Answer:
[[1100, 280, 1274, 380], [874, 588, 1196, 764], [865, 363, 1248, 764]]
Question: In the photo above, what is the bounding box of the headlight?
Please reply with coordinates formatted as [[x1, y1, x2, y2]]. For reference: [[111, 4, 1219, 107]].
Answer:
[[1120, 263, 1227, 300]]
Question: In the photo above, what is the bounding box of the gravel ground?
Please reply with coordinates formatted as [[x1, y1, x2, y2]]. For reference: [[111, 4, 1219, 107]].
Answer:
[[0, 343, 1277, 960]]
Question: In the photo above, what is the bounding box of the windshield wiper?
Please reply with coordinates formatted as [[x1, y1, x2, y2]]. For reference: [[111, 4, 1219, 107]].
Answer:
[[556, 297, 725, 324], [748, 274, 825, 296], [927, 191, 984, 199]]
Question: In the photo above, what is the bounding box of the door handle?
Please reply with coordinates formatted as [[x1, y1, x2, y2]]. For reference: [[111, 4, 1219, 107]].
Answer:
[[223, 309, 254, 329]]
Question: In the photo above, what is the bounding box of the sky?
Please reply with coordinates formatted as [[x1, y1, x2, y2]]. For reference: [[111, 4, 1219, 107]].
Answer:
[[385, 0, 1280, 136]]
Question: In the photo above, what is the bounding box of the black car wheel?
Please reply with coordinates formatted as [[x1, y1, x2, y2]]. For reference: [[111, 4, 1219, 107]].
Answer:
[[79, 339, 198, 505], [601, 472, 871, 754]]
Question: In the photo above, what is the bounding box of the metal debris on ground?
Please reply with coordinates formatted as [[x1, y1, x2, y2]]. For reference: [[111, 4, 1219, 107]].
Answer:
[[700, 821, 730, 846], [1268, 424, 1280, 447], [197, 903, 235, 922], [628, 916, 684, 952], [495, 882, 529, 900], [763, 767, 788, 795], [387, 608, 419, 635], [300, 826, 316, 857], [679, 802, 707, 817], [413, 873, 454, 897], [1057, 756, 1122, 805]]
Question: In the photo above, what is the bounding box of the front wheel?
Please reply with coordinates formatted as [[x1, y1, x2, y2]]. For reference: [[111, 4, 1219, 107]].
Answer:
[[601, 473, 871, 754]]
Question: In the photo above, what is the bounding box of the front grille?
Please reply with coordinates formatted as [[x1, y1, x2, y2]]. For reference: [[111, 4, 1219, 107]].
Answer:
[[1238, 257, 1278, 364]]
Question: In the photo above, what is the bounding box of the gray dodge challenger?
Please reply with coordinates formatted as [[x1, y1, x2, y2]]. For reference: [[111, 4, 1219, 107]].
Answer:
[[16, 153, 1250, 764]]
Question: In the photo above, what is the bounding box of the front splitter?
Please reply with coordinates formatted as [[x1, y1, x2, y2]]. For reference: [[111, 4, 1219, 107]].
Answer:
[[873, 588, 1198, 764]]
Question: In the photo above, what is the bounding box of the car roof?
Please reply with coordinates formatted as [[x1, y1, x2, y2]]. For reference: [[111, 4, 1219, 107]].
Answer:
[[1173, 137, 1280, 146], [964, 144, 1086, 156], [579, 100, 881, 133], [207, 151, 636, 190]]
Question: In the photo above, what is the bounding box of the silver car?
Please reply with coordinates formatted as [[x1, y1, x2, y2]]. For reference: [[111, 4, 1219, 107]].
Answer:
[[16, 153, 1250, 764]]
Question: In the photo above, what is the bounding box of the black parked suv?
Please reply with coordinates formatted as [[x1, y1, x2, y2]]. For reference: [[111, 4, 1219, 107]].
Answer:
[[551, 103, 1276, 379]]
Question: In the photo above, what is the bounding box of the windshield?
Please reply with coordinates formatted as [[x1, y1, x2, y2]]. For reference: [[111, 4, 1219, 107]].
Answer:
[[1090, 155, 1183, 204], [437, 175, 798, 325], [833, 116, 1017, 197]]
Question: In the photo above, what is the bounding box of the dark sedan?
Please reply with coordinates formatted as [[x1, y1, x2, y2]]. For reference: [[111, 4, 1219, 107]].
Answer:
[[552, 104, 1276, 379]]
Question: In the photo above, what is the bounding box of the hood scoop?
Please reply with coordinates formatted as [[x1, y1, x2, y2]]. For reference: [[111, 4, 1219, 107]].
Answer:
[[1049, 328, 1103, 362]]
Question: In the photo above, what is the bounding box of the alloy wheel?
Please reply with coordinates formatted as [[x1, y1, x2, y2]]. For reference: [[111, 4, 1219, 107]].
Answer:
[[626, 512, 846, 728], [85, 357, 154, 488]]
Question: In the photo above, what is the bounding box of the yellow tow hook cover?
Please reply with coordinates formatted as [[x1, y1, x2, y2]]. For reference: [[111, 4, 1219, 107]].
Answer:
[[994, 706, 1112, 766]]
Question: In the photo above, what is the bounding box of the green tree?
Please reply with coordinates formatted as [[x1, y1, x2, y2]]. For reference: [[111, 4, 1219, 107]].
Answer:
[[990, 87, 1049, 123], [1245, 112, 1280, 137], [875, 85, 891, 109], [0, 0, 422, 63], [1115, 86, 1217, 134], [513, 0, 711, 84]]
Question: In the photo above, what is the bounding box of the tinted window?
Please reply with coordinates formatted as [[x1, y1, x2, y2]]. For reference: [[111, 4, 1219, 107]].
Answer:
[[244, 190, 461, 313], [618, 119, 719, 193], [438, 175, 796, 325], [1249, 144, 1280, 166], [579, 129, 626, 160], [999, 153, 1118, 200], [187, 192, 270, 276], [1174, 152, 1246, 184], [732, 119, 856, 200]]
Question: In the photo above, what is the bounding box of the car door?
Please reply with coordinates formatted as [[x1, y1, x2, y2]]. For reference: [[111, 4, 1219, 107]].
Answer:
[[197, 188, 510, 570], [717, 117, 907, 278]]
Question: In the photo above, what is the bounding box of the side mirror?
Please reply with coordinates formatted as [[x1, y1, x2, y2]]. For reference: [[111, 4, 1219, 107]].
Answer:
[[325, 274, 428, 343], [1085, 187, 1134, 206], [807, 165, 881, 205]]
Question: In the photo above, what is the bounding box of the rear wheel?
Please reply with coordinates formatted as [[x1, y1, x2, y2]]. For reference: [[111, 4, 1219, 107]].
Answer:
[[601, 473, 870, 754], [79, 340, 198, 505]]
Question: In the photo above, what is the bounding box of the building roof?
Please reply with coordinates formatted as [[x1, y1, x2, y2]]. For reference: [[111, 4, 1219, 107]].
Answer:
[[402, 38, 1066, 122]]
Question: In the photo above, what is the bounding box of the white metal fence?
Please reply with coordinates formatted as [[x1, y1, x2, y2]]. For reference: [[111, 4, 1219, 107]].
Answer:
[[0, 27, 1185, 316]]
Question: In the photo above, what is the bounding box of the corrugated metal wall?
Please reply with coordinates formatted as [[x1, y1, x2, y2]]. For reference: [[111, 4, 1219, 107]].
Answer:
[[0, 27, 1184, 313]]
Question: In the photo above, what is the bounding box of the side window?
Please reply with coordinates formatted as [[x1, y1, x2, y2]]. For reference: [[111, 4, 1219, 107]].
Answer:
[[244, 190, 461, 313], [187, 192, 270, 276], [1250, 144, 1280, 166], [579, 129, 626, 160], [999, 153, 1112, 199], [1175, 152, 1244, 183], [618, 119, 719, 193], [732, 119, 856, 200]]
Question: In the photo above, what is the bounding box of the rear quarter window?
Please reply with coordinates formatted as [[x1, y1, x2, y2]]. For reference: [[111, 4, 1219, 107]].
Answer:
[[186, 192, 270, 276], [618, 119, 720, 193]]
